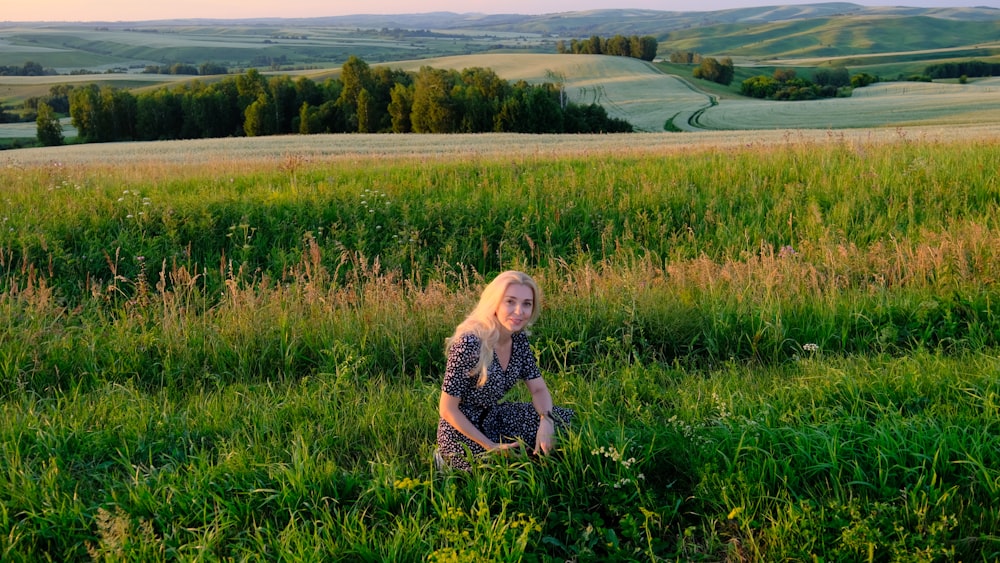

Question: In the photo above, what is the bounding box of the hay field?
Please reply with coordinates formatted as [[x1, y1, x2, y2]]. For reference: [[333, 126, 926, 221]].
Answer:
[[5, 123, 1000, 170]]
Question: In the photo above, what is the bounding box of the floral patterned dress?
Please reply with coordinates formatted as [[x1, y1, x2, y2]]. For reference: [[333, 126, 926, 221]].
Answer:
[[436, 331, 575, 470]]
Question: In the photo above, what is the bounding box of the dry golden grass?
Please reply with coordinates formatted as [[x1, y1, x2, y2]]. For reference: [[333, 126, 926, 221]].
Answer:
[[4, 124, 999, 178]]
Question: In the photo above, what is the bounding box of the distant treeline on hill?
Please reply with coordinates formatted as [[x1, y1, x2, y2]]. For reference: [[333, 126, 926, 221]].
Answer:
[[924, 60, 1000, 79], [54, 56, 631, 145], [0, 61, 56, 77], [141, 62, 230, 76], [555, 35, 658, 62]]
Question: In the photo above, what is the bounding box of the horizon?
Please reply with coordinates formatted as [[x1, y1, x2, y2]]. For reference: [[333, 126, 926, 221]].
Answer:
[[3, 0, 997, 24]]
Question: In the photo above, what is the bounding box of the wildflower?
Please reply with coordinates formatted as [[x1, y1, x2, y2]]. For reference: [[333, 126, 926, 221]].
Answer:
[[803, 343, 819, 353], [778, 245, 797, 258]]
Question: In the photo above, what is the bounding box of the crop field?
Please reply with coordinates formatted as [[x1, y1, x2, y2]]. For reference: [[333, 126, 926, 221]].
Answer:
[[692, 77, 1000, 130], [2, 126, 1000, 560], [4, 123, 999, 168], [0, 23, 552, 73]]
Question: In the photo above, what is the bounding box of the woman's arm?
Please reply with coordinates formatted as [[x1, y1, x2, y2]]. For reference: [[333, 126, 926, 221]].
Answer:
[[525, 377, 556, 455], [439, 393, 520, 452]]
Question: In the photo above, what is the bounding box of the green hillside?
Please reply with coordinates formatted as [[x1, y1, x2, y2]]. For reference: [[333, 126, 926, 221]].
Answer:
[[660, 15, 1000, 59]]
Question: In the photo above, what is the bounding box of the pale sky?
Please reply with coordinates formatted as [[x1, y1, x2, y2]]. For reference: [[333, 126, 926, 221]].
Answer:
[[4, 0, 996, 23]]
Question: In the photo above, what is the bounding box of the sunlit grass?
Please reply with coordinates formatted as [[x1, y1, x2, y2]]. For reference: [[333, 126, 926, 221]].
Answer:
[[2, 131, 1000, 560]]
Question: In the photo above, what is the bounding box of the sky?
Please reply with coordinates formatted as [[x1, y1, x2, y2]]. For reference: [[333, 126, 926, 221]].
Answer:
[[4, 0, 997, 23]]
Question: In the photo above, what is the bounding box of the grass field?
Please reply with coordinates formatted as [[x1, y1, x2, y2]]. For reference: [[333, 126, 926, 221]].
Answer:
[[2, 127, 1000, 560], [4, 123, 999, 168], [693, 78, 1000, 130]]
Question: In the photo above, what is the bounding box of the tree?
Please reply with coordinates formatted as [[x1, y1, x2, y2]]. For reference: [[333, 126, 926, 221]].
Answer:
[[741, 75, 779, 99], [337, 55, 373, 132], [299, 102, 321, 134], [636, 36, 658, 61], [356, 88, 372, 133], [411, 66, 456, 133], [605, 35, 630, 57], [851, 72, 878, 88], [268, 75, 299, 134], [136, 88, 183, 140], [69, 84, 104, 142], [236, 69, 268, 108], [368, 66, 407, 132], [198, 62, 228, 75], [586, 35, 603, 55], [525, 84, 562, 133], [35, 102, 63, 146], [693, 57, 734, 85], [813, 66, 850, 88], [773, 68, 797, 82], [244, 93, 276, 137], [388, 83, 413, 133]]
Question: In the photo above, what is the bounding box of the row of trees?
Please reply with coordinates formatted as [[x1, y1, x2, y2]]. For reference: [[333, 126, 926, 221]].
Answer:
[[0, 61, 55, 77], [668, 52, 703, 64], [141, 62, 230, 76], [924, 60, 1000, 80], [59, 56, 631, 144], [740, 68, 877, 101], [555, 35, 658, 62]]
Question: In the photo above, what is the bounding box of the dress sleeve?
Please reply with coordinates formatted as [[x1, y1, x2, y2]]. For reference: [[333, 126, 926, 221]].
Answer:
[[516, 332, 542, 381], [441, 333, 480, 398]]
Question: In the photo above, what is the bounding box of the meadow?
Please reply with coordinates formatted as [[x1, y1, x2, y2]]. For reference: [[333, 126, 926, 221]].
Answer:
[[2, 128, 1000, 561]]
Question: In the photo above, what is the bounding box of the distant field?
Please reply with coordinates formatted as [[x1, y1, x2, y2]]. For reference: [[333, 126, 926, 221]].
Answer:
[[693, 78, 1000, 130], [0, 22, 550, 73], [0, 73, 189, 109]]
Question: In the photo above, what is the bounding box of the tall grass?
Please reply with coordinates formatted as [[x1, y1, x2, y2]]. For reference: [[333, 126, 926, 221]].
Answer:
[[2, 134, 1000, 560]]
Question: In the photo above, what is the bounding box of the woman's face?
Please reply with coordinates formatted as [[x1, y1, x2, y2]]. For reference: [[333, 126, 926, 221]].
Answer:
[[496, 283, 534, 335]]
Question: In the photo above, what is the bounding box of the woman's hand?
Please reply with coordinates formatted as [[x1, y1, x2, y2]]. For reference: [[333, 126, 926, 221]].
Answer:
[[490, 441, 524, 456], [534, 417, 555, 456]]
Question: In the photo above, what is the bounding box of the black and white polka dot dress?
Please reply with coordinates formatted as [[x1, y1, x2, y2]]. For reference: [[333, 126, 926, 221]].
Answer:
[[436, 331, 575, 470]]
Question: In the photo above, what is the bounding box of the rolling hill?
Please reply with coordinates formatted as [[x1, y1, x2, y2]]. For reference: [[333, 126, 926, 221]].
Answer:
[[2, 4, 999, 73]]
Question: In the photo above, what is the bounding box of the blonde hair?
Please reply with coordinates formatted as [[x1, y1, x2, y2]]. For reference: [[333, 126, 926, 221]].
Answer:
[[446, 270, 542, 387]]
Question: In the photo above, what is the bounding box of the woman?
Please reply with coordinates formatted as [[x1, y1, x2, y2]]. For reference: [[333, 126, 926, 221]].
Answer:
[[436, 270, 574, 471]]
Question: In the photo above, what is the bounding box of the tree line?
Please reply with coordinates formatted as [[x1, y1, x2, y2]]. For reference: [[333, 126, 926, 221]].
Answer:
[[48, 56, 631, 145], [555, 35, 658, 62], [924, 60, 1000, 80], [0, 61, 56, 77], [739, 68, 876, 101], [140, 62, 230, 76]]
